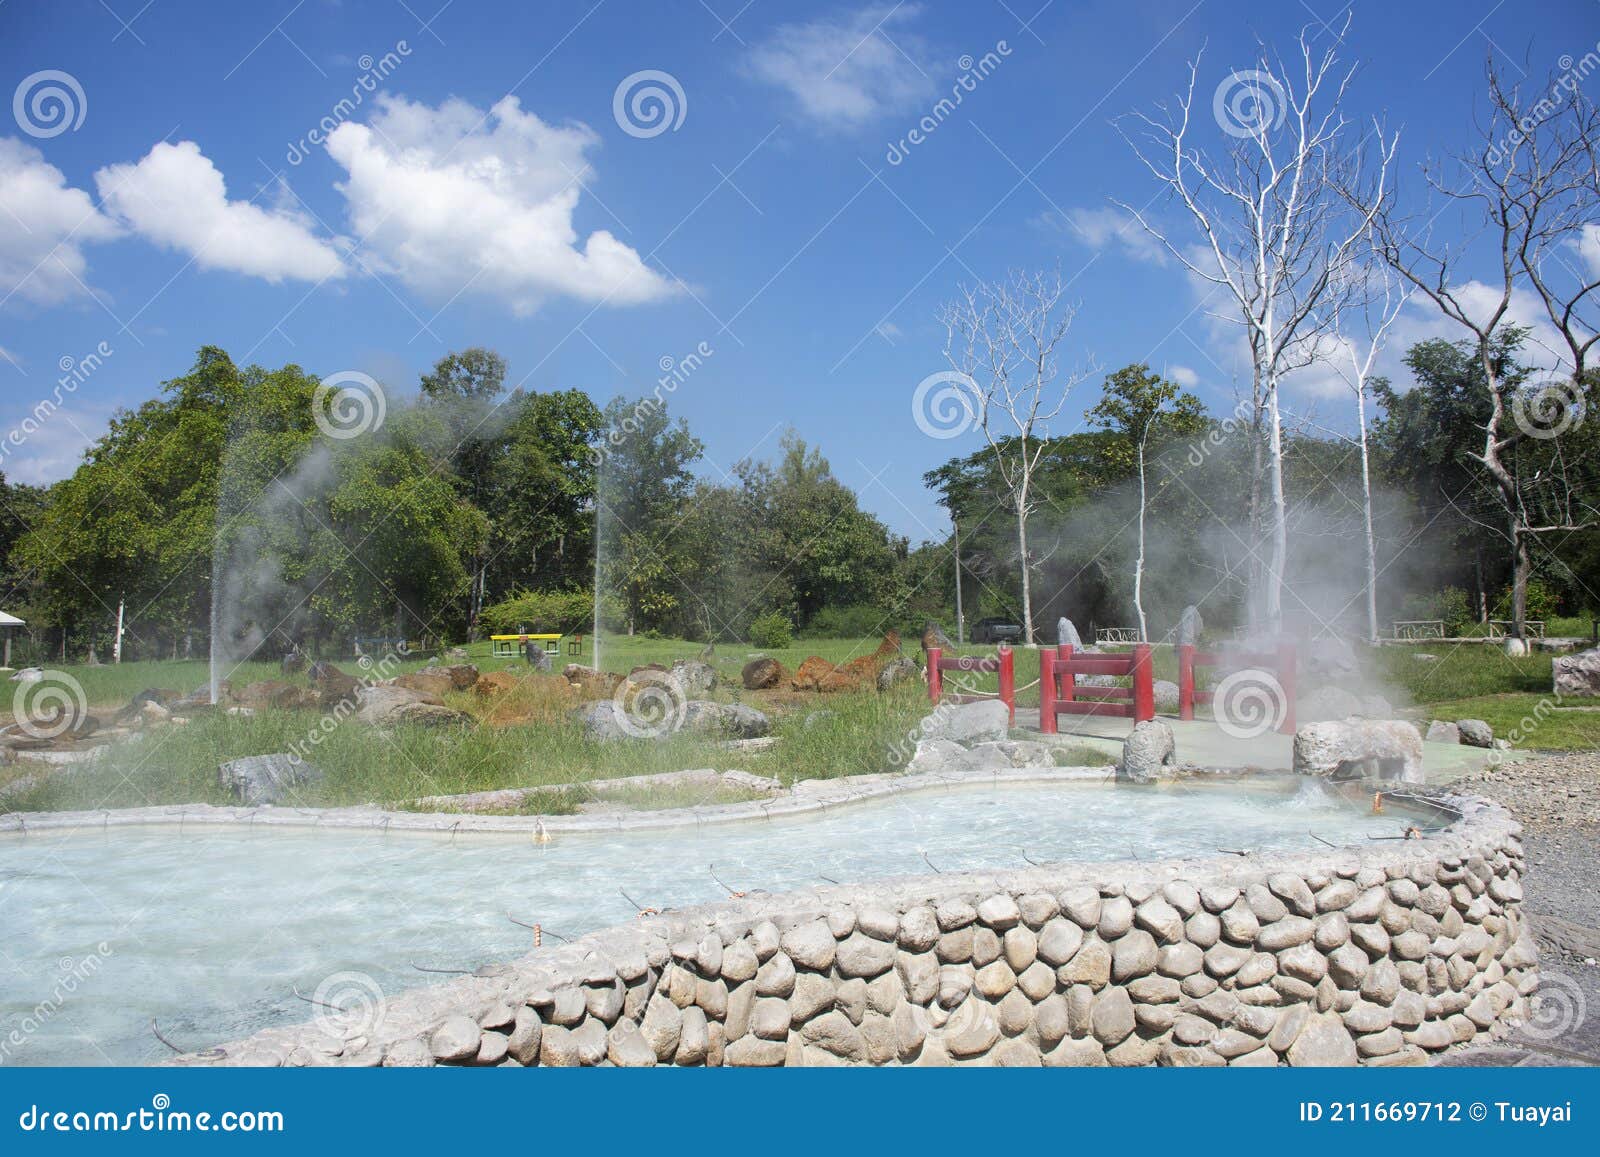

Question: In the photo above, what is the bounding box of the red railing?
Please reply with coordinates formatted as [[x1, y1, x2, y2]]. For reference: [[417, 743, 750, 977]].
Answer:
[[926, 646, 1015, 723], [1039, 643, 1154, 732], [1177, 641, 1297, 734]]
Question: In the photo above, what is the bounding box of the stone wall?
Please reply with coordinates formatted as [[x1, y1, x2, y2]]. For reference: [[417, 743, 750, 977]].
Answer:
[[176, 792, 1535, 1068]]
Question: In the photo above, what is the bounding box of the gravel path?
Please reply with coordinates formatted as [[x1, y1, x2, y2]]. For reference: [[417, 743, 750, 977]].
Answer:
[[1442, 751, 1600, 1066]]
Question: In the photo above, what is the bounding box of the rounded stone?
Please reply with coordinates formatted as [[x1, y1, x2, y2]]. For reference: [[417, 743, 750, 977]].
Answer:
[[898, 906, 939, 951], [1158, 941, 1205, 979], [1037, 917, 1085, 966], [1112, 929, 1159, 982], [780, 921, 837, 972], [1185, 911, 1221, 949], [1134, 897, 1185, 943], [1059, 885, 1102, 928], [721, 939, 759, 983], [429, 1015, 481, 1063], [1286, 1012, 1358, 1066], [755, 952, 797, 997], [1003, 926, 1038, 972], [1090, 986, 1136, 1046], [977, 894, 1022, 930], [1097, 896, 1134, 939]]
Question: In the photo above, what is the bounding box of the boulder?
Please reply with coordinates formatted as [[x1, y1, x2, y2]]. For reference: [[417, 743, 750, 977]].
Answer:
[[877, 656, 921, 691], [917, 699, 1010, 745], [683, 701, 771, 739], [354, 685, 471, 728], [1305, 636, 1359, 677], [1177, 605, 1204, 647], [1292, 720, 1423, 783], [1548, 643, 1600, 697], [8, 667, 43, 683], [740, 657, 786, 690], [670, 659, 718, 696], [1119, 719, 1175, 783], [392, 672, 456, 698], [1152, 679, 1180, 712], [1424, 720, 1460, 744], [573, 701, 629, 742], [217, 754, 322, 805], [1455, 719, 1493, 748], [921, 621, 955, 652]]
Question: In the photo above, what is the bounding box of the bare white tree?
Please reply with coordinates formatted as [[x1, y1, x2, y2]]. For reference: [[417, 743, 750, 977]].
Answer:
[[939, 269, 1088, 645], [1358, 61, 1600, 634], [1327, 261, 1410, 644], [1117, 22, 1395, 633]]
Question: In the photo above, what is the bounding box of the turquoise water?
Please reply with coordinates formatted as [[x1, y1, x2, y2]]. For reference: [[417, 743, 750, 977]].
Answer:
[[0, 778, 1408, 1066]]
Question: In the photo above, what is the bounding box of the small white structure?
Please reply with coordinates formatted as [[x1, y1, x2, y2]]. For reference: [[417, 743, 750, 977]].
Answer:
[[0, 610, 22, 670]]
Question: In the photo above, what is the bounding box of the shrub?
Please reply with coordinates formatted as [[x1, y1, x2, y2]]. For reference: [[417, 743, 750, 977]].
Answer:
[[747, 611, 794, 649], [479, 589, 594, 636], [801, 604, 895, 639], [1399, 586, 1472, 634], [1493, 578, 1560, 623]]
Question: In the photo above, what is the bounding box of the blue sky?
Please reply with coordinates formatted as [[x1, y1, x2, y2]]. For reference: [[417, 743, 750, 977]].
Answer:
[[2, 0, 1597, 540]]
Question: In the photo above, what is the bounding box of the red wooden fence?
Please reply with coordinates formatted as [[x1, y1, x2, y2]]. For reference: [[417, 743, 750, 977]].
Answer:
[[926, 646, 1015, 723], [1177, 641, 1297, 734], [1038, 643, 1154, 733]]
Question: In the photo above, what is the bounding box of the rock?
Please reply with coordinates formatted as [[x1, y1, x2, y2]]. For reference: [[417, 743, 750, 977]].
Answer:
[[606, 1024, 657, 1067], [740, 657, 787, 690], [682, 701, 771, 739], [1112, 930, 1159, 981], [835, 933, 896, 978], [1177, 605, 1204, 647], [977, 894, 1021, 930], [354, 684, 451, 727], [921, 620, 955, 651], [1553, 646, 1600, 696], [1286, 1012, 1358, 1066], [1425, 720, 1460, 744], [1292, 719, 1423, 783], [1037, 918, 1085, 966], [876, 656, 921, 691], [781, 921, 837, 971], [1090, 987, 1136, 1046], [572, 700, 628, 741], [1057, 618, 1084, 648], [1455, 719, 1493, 748], [421, 663, 479, 691], [392, 672, 456, 698], [1152, 679, 1180, 712], [1119, 719, 1175, 783], [216, 754, 322, 806], [1305, 636, 1358, 677], [507, 1007, 543, 1065], [917, 699, 1010, 744], [724, 1037, 786, 1066], [429, 1015, 481, 1063], [669, 659, 718, 695], [944, 998, 1001, 1058]]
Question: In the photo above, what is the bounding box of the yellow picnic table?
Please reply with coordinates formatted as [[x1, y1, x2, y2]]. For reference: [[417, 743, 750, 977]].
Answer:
[[491, 632, 562, 657]]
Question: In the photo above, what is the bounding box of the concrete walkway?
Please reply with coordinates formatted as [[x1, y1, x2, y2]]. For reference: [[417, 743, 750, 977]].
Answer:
[[1013, 708, 1512, 784]]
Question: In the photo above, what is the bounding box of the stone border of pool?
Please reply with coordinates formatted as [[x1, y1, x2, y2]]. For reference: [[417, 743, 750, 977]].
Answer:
[[151, 784, 1534, 1068]]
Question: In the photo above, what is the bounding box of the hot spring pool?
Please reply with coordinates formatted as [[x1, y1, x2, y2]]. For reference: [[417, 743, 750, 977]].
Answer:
[[0, 778, 1417, 1065]]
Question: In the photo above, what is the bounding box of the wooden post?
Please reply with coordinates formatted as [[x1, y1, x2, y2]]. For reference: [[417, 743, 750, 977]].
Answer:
[[927, 647, 943, 704], [998, 645, 1014, 723], [1132, 643, 1155, 722], [1178, 644, 1195, 721], [1038, 649, 1057, 734], [1057, 643, 1075, 703]]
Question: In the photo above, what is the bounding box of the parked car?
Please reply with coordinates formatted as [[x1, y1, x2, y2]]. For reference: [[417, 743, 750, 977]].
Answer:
[[972, 617, 1024, 644]]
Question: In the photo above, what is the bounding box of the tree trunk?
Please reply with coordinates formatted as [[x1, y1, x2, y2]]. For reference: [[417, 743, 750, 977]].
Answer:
[[1017, 492, 1034, 645], [1263, 367, 1287, 635], [1134, 440, 1148, 642]]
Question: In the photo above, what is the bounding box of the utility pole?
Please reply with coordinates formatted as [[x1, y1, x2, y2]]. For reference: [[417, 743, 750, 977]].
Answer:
[[953, 515, 965, 645], [114, 596, 125, 664]]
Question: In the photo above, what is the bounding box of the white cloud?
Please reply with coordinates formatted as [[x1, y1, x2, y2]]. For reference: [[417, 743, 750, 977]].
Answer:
[[1168, 364, 1199, 388], [1040, 206, 1168, 266], [0, 397, 116, 484], [95, 141, 344, 284], [326, 94, 677, 315], [743, 4, 935, 130], [0, 138, 118, 308]]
